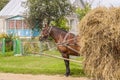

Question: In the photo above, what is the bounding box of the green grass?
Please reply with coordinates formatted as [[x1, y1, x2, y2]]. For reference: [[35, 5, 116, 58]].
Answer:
[[0, 50, 85, 77]]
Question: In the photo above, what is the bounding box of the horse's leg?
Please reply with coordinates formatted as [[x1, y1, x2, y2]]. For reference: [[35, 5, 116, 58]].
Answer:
[[62, 54, 70, 77]]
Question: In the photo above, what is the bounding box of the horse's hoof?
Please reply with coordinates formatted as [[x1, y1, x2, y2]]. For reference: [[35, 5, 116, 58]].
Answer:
[[65, 73, 70, 77]]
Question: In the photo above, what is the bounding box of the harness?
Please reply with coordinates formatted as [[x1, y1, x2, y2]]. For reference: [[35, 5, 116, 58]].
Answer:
[[57, 32, 80, 54], [41, 26, 80, 54]]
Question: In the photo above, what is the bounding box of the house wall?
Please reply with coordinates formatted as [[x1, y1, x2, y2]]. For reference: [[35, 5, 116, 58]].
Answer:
[[0, 19, 6, 33], [8, 20, 28, 29], [66, 14, 79, 35], [70, 19, 79, 35], [67, 0, 84, 35], [6, 18, 39, 37], [6, 19, 31, 37]]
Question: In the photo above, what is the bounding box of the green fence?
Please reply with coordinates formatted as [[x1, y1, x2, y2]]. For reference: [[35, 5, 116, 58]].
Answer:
[[2, 38, 5, 54], [13, 39, 22, 55], [1, 38, 22, 55], [1, 38, 56, 56]]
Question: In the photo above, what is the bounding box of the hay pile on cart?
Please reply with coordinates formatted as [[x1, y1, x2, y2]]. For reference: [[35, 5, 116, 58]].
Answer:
[[78, 7, 120, 80]]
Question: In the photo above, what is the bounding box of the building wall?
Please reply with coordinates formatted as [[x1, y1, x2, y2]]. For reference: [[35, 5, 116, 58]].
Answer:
[[0, 19, 6, 33], [67, 0, 85, 35], [66, 14, 79, 35], [8, 20, 28, 29], [6, 19, 31, 37], [6, 18, 39, 37]]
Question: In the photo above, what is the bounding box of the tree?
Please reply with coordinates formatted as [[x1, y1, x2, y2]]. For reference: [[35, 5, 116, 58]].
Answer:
[[26, 0, 74, 29], [51, 16, 69, 30], [0, 0, 9, 10], [75, 4, 91, 20]]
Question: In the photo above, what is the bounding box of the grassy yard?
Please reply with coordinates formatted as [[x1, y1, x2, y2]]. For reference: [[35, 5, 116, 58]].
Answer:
[[0, 50, 85, 77]]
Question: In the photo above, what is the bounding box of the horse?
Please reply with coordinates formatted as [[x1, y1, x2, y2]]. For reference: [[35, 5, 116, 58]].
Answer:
[[39, 24, 80, 76]]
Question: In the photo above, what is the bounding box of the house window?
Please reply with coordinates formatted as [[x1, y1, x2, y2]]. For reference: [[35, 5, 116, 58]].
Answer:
[[16, 20, 22, 29], [23, 20, 28, 29], [9, 20, 14, 29]]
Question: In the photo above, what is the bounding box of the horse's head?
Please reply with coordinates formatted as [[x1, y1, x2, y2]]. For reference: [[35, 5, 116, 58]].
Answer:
[[39, 24, 52, 41]]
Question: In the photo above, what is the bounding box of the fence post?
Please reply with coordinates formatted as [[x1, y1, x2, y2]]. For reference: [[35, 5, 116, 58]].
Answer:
[[39, 41, 42, 54], [2, 38, 5, 54], [13, 39, 16, 54], [14, 39, 22, 55], [18, 39, 22, 54]]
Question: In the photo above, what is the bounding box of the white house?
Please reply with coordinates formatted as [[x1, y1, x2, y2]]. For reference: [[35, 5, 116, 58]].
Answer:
[[0, 0, 27, 33], [0, 0, 39, 37], [0, 18, 6, 33], [0, 0, 85, 36]]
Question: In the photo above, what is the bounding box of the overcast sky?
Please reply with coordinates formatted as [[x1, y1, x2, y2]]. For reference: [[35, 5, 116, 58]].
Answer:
[[71, 0, 120, 8]]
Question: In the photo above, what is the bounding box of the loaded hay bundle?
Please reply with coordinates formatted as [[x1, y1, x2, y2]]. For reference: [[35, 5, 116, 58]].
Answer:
[[78, 7, 120, 80]]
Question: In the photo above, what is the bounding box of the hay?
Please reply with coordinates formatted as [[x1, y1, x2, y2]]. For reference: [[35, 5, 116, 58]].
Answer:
[[78, 7, 120, 80]]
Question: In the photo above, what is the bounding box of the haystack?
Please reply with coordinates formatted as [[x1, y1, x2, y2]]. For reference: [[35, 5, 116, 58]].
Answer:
[[78, 7, 120, 80]]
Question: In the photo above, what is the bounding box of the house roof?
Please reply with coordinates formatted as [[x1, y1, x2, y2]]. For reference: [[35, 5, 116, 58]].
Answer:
[[6, 15, 24, 20], [0, 0, 85, 18], [0, 0, 27, 17]]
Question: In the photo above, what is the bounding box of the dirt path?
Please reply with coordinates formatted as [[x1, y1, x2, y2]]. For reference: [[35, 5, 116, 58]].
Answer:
[[0, 73, 91, 80]]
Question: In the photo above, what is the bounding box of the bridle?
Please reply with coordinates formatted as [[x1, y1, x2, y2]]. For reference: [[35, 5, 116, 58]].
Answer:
[[41, 26, 53, 38], [47, 26, 53, 36]]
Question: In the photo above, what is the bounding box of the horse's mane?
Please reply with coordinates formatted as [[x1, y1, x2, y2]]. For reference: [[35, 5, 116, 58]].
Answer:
[[52, 26, 76, 37], [52, 26, 68, 33]]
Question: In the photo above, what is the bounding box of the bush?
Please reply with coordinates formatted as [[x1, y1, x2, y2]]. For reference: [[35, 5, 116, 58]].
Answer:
[[5, 39, 13, 52], [0, 51, 14, 57]]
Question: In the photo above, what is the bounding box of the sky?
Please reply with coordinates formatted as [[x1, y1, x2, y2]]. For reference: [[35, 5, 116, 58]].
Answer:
[[71, 0, 120, 8]]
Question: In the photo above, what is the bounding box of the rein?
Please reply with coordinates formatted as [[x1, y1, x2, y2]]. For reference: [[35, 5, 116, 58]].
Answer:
[[56, 33, 80, 54], [57, 33, 80, 46], [46, 26, 53, 36], [41, 26, 52, 36], [48, 26, 53, 35]]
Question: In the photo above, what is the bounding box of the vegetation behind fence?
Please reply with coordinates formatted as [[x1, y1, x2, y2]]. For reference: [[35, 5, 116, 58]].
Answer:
[[22, 40, 56, 55]]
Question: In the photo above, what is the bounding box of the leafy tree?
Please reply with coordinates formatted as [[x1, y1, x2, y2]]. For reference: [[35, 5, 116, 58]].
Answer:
[[26, 0, 74, 29], [0, 0, 9, 10], [51, 17, 69, 30], [76, 4, 91, 20]]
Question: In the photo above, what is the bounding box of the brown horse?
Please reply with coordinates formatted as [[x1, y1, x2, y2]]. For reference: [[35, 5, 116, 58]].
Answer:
[[39, 25, 80, 76]]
